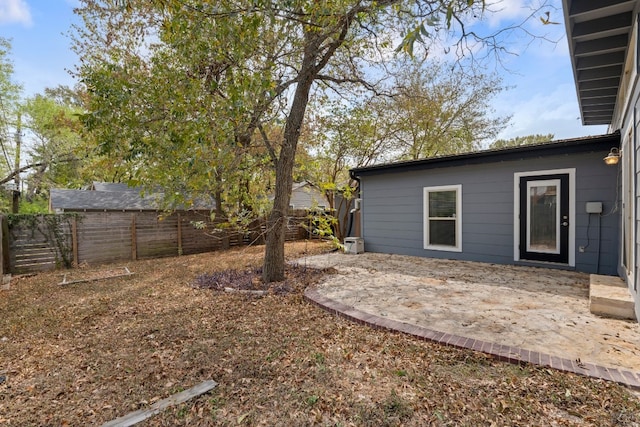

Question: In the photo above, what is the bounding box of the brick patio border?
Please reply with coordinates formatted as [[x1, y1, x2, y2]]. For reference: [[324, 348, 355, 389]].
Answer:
[[304, 288, 640, 390]]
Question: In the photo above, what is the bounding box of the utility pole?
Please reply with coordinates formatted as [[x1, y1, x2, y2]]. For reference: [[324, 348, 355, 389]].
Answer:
[[12, 111, 20, 214]]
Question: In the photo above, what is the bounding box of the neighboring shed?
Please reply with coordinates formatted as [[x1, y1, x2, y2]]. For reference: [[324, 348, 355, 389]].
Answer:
[[350, 133, 620, 276], [49, 184, 216, 213], [288, 181, 328, 210], [49, 188, 164, 212], [90, 182, 139, 192]]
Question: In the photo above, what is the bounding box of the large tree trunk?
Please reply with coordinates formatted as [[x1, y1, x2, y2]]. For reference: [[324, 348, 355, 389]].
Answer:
[[261, 14, 354, 282], [262, 65, 316, 282]]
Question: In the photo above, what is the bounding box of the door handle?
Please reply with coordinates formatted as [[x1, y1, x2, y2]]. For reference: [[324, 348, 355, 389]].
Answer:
[[562, 221, 569, 226]]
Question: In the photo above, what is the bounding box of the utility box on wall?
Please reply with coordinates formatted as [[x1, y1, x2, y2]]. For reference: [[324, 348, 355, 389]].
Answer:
[[344, 237, 364, 254], [585, 202, 603, 214]]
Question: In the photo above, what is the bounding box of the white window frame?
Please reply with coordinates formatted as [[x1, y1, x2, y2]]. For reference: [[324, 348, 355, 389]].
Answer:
[[423, 185, 462, 252]]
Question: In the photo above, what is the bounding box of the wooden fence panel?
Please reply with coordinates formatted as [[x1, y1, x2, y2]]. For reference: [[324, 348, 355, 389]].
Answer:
[[286, 215, 309, 241], [136, 213, 179, 259], [178, 213, 224, 255], [0, 215, 8, 274], [8, 216, 73, 273], [76, 212, 133, 265], [6, 211, 311, 274]]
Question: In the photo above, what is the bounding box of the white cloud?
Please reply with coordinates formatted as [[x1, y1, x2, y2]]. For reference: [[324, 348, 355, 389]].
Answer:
[[495, 83, 607, 141], [0, 0, 32, 26], [478, 0, 564, 29], [483, 0, 532, 28]]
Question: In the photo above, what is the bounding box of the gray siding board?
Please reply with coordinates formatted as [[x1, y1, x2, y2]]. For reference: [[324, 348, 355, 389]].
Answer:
[[364, 221, 421, 231], [365, 214, 421, 223], [364, 237, 422, 251], [359, 149, 619, 276], [364, 242, 417, 255], [463, 204, 513, 215], [364, 228, 422, 241], [462, 232, 512, 244], [464, 191, 513, 202], [466, 189, 512, 197], [463, 213, 513, 225], [578, 189, 618, 201], [577, 180, 619, 191], [362, 187, 421, 197], [363, 200, 418, 209]]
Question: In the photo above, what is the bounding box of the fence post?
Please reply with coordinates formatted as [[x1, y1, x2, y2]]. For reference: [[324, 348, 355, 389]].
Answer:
[[222, 230, 230, 249], [0, 215, 7, 274], [131, 214, 137, 261], [71, 216, 79, 267], [177, 213, 182, 256]]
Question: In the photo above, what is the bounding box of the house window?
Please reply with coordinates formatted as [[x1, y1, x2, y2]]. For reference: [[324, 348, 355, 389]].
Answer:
[[423, 185, 462, 252]]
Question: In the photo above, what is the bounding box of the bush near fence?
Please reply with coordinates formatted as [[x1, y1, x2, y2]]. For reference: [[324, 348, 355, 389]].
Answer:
[[0, 210, 311, 274]]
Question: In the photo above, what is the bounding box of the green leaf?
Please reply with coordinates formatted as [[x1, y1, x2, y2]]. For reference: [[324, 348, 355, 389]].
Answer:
[[419, 23, 429, 37]]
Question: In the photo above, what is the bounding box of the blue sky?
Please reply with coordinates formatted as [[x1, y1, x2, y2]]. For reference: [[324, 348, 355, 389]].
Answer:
[[480, 2, 611, 141], [1, 0, 609, 141], [1, 0, 80, 97]]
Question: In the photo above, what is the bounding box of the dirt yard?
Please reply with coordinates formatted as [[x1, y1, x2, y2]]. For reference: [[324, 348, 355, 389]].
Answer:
[[1, 241, 639, 426]]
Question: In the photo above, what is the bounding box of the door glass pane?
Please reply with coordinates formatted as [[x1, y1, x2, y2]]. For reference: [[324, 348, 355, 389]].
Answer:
[[529, 184, 557, 252]]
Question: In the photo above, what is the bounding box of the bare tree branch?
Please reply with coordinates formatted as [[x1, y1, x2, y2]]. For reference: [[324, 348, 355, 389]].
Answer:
[[0, 162, 46, 186]]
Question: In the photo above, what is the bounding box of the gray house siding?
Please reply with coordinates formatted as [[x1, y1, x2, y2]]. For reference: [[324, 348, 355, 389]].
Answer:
[[629, 75, 640, 322], [617, 66, 640, 322], [358, 148, 619, 275], [574, 157, 620, 275], [562, 0, 638, 319]]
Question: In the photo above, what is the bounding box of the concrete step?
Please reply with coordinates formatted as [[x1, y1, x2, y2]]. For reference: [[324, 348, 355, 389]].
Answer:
[[589, 274, 636, 320]]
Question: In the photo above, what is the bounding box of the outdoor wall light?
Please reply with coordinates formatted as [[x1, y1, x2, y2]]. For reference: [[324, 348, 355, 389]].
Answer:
[[604, 147, 621, 165]]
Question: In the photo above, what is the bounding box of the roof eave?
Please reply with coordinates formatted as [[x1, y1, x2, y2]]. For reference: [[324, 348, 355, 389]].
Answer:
[[351, 132, 620, 176], [563, 0, 637, 126]]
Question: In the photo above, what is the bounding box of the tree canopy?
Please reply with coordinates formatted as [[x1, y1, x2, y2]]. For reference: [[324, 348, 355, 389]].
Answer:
[[73, 0, 556, 281], [21, 94, 85, 197], [489, 133, 555, 149], [0, 37, 22, 189], [0, 38, 89, 212]]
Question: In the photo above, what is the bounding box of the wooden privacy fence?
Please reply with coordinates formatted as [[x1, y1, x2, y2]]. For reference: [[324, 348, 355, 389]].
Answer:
[[0, 210, 310, 274]]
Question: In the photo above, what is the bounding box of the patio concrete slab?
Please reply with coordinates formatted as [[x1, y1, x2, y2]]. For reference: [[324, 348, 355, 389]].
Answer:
[[298, 252, 640, 389]]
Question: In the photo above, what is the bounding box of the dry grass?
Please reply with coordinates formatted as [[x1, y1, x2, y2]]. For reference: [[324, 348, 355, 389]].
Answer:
[[0, 240, 639, 426]]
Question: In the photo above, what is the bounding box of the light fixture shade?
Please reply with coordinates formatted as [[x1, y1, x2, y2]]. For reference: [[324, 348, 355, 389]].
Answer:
[[604, 148, 621, 165]]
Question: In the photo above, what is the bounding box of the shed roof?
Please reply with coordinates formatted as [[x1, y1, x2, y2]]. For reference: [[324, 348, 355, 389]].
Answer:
[[90, 182, 140, 192], [49, 188, 217, 212], [350, 132, 620, 177], [50, 189, 165, 211]]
